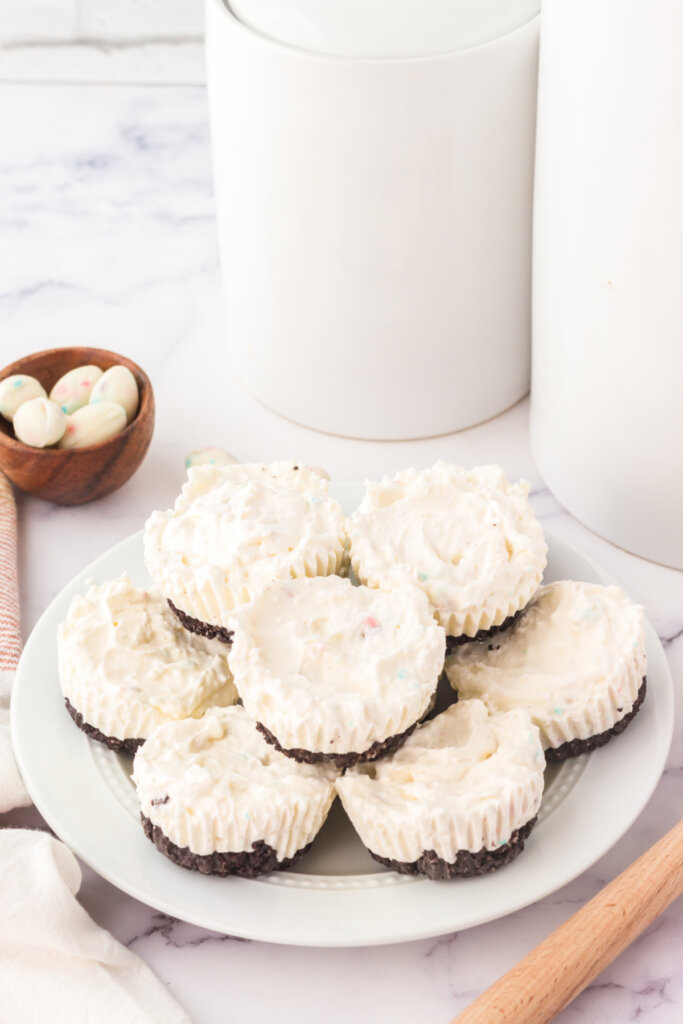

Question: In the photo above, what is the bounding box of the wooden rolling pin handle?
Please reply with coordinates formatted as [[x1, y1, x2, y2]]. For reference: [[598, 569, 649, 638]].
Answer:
[[451, 818, 683, 1024]]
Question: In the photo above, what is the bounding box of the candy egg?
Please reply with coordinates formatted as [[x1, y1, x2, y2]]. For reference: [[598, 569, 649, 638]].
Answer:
[[0, 375, 47, 422], [49, 365, 103, 415], [89, 365, 139, 424], [58, 402, 127, 450], [185, 446, 237, 471], [305, 465, 331, 481], [13, 398, 67, 448]]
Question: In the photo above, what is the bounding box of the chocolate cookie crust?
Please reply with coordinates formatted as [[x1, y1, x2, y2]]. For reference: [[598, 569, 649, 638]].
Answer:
[[446, 606, 526, 653], [140, 814, 311, 877], [167, 599, 233, 645], [545, 678, 647, 763], [256, 720, 418, 769], [369, 816, 537, 880], [64, 698, 144, 754]]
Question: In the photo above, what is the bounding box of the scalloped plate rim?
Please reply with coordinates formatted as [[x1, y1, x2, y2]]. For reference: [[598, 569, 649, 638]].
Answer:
[[10, 482, 674, 946]]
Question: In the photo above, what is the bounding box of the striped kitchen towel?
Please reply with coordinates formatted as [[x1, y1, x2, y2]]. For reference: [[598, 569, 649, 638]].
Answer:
[[0, 473, 192, 1022], [0, 471, 30, 811]]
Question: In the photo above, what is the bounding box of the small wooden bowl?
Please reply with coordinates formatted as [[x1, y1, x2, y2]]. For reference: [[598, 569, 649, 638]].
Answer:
[[0, 347, 155, 505]]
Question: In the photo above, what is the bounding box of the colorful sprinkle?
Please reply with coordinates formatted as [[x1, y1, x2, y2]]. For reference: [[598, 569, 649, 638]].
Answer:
[[49, 365, 103, 415]]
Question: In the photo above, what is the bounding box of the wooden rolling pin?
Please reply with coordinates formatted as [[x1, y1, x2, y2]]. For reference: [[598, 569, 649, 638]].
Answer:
[[451, 818, 683, 1024]]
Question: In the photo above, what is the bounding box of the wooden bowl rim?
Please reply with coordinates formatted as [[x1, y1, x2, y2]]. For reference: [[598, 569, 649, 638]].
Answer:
[[0, 346, 154, 457]]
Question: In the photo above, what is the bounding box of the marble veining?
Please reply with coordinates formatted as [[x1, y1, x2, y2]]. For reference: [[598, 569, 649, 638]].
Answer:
[[0, 83, 681, 1023]]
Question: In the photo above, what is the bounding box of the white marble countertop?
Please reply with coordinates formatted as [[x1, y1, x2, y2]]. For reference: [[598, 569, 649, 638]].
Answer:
[[1, 82, 682, 1023]]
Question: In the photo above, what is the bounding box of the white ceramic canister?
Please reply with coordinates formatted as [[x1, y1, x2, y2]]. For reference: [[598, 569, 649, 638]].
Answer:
[[206, 0, 540, 439], [532, 0, 683, 568]]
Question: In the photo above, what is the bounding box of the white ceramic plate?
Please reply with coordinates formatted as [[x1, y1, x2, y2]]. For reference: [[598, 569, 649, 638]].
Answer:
[[11, 484, 674, 947]]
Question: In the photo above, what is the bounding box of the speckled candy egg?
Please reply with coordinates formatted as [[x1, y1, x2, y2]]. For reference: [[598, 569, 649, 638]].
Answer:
[[49, 365, 103, 415], [185, 446, 238, 471], [0, 375, 47, 422], [89, 366, 139, 424], [304, 465, 330, 481], [58, 402, 127, 449], [13, 397, 67, 448]]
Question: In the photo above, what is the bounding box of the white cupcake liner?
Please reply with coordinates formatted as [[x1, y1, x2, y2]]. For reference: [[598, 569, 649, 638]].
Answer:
[[436, 580, 541, 640], [447, 586, 648, 751], [250, 698, 428, 760], [337, 774, 542, 863], [144, 461, 347, 628], [541, 649, 645, 750], [134, 711, 337, 860], [443, 577, 542, 639], [336, 700, 545, 862], [57, 576, 240, 743], [350, 548, 543, 640], [58, 640, 238, 741], [348, 463, 547, 640], [145, 531, 345, 627], [60, 665, 158, 740], [141, 786, 336, 861]]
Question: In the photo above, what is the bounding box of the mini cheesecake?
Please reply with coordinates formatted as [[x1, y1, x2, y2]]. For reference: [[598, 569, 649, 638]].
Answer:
[[134, 706, 337, 877], [348, 462, 547, 644], [445, 580, 647, 760], [58, 574, 238, 753], [144, 460, 346, 642], [336, 699, 545, 879], [228, 574, 446, 768]]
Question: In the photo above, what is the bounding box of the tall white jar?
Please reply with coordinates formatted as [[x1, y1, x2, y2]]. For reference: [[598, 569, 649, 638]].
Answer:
[[532, 0, 683, 568], [206, 0, 540, 439]]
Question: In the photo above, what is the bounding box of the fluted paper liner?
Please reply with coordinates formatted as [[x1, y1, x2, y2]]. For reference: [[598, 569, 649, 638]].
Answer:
[[337, 777, 541, 863], [446, 581, 648, 751], [238, 684, 434, 760], [133, 708, 337, 860], [541, 648, 644, 750], [347, 463, 547, 640], [144, 462, 347, 628], [146, 541, 344, 627], [336, 704, 545, 862], [352, 550, 543, 640], [58, 628, 238, 742]]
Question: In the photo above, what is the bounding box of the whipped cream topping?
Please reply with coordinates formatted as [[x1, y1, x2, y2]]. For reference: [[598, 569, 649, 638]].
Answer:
[[228, 575, 446, 756], [134, 706, 337, 859], [144, 461, 346, 624], [348, 462, 547, 638], [336, 699, 544, 860], [445, 580, 647, 748], [58, 574, 238, 740]]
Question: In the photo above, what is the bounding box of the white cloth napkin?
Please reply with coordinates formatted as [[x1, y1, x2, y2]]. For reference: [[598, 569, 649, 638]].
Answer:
[[0, 828, 191, 1024], [0, 473, 191, 1023]]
